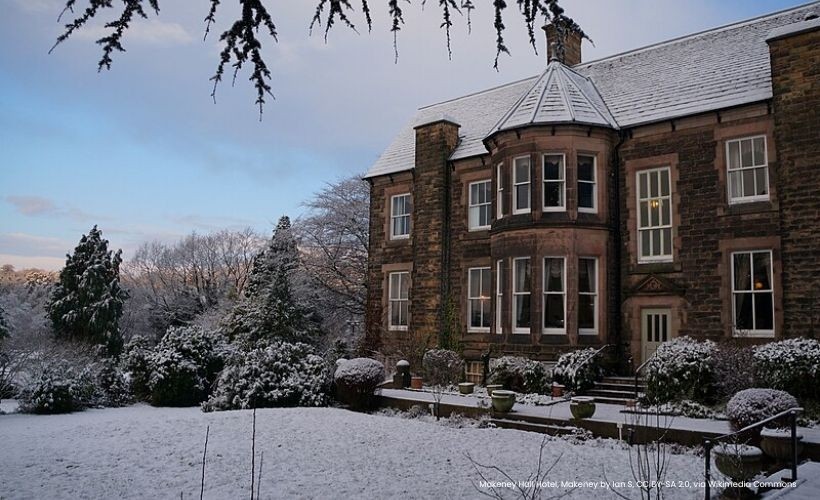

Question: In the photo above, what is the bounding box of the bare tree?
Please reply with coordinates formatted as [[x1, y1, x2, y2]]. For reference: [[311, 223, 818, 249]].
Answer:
[[48, 1, 584, 117]]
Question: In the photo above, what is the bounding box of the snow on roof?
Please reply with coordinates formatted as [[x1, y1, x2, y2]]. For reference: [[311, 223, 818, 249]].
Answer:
[[365, 2, 819, 179]]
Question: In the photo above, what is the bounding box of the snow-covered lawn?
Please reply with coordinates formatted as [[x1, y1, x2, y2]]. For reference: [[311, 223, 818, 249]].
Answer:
[[0, 404, 707, 499]]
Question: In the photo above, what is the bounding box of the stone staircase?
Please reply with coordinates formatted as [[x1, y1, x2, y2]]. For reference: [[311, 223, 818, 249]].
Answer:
[[586, 376, 646, 405]]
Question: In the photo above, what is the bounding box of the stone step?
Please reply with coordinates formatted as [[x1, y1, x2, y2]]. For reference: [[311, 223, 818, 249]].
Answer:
[[587, 389, 638, 399], [593, 382, 645, 392], [601, 376, 646, 384], [586, 396, 638, 405], [489, 418, 576, 436]]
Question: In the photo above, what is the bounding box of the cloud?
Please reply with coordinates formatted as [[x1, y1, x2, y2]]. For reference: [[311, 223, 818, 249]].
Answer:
[[11, 0, 63, 14], [0, 254, 65, 272], [0, 232, 71, 256], [170, 214, 256, 231], [5, 195, 58, 216], [74, 19, 194, 46]]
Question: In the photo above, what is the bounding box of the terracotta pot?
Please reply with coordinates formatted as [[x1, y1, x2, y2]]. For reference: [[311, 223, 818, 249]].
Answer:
[[491, 390, 516, 412], [410, 376, 423, 389], [714, 444, 764, 482], [458, 382, 475, 395], [760, 428, 804, 461], [570, 396, 596, 419], [551, 384, 566, 398], [486, 384, 503, 397]]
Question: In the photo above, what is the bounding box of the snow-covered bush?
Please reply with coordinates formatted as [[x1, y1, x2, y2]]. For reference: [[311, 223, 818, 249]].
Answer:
[[147, 326, 226, 407], [333, 358, 385, 410], [489, 356, 549, 394], [753, 338, 820, 400], [17, 360, 80, 413], [712, 342, 755, 402], [726, 388, 798, 430], [552, 349, 600, 393], [422, 349, 463, 387], [120, 336, 154, 401], [644, 337, 716, 404], [202, 341, 329, 411]]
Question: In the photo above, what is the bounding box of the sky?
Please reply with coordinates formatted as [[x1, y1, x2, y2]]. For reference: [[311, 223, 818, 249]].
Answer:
[[0, 0, 810, 270]]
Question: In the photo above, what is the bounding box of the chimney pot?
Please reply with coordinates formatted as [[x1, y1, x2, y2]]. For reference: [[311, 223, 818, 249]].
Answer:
[[542, 21, 583, 66]]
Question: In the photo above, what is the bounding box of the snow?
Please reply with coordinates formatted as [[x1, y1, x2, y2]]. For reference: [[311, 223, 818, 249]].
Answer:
[[0, 404, 709, 499], [333, 358, 385, 385], [726, 388, 799, 429]]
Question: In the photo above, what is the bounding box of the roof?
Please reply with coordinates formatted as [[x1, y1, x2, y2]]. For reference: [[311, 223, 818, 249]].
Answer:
[[489, 61, 619, 134], [365, 2, 820, 179]]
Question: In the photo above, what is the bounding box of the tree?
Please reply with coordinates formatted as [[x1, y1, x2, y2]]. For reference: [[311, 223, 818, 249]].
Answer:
[[47, 226, 128, 356], [297, 175, 369, 339], [49, 1, 582, 117], [225, 216, 321, 344], [0, 304, 9, 341]]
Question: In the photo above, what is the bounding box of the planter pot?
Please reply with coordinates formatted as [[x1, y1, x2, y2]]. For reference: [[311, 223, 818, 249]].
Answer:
[[458, 382, 475, 395], [486, 384, 503, 397], [551, 383, 566, 398], [491, 390, 516, 413], [570, 396, 596, 419], [714, 444, 764, 482], [760, 428, 804, 461], [410, 376, 423, 389]]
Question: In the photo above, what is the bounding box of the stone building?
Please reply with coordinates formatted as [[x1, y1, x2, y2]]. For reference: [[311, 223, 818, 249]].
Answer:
[[363, 3, 820, 374]]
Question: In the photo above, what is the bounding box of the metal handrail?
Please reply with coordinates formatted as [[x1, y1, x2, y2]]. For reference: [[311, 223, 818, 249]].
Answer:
[[703, 406, 803, 499], [632, 358, 652, 398], [574, 344, 613, 375]]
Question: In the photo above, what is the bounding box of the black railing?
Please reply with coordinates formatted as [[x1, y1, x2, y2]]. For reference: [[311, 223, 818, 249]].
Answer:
[[633, 358, 651, 399], [702, 407, 803, 500], [575, 344, 613, 380]]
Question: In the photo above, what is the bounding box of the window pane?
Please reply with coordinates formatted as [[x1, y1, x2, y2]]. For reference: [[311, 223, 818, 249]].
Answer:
[[741, 139, 753, 167], [641, 231, 651, 258], [578, 295, 595, 329], [755, 293, 774, 330], [515, 159, 530, 182], [544, 258, 563, 291], [481, 300, 491, 327], [470, 269, 481, 297], [733, 253, 751, 291], [651, 229, 661, 256], [734, 293, 753, 330], [639, 201, 649, 228], [728, 141, 740, 170], [753, 252, 772, 290], [515, 296, 531, 328], [482, 269, 491, 295], [389, 274, 399, 298], [753, 137, 765, 166], [662, 228, 672, 256], [729, 171, 741, 199], [579, 259, 596, 293], [480, 205, 491, 226], [660, 169, 670, 196], [515, 259, 531, 292], [399, 302, 408, 325], [391, 301, 401, 326], [470, 183, 479, 204], [544, 156, 563, 180], [578, 156, 594, 181], [400, 273, 409, 299], [579, 183, 594, 209], [544, 295, 564, 329], [639, 173, 648, 199], [650, 171, 659, 197], [661, 200, 671, 226], [742, 169, 755, 198], [544, 183, 562, 207], [468, 207, 479, 228], [515, 185, 530, 210], [470, 299, 481, 327], [650, 200, 659, 226], [755, 167, 768, 196]]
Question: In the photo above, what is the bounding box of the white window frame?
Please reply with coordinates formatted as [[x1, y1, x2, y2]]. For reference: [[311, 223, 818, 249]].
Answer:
[[542, 256, 566, 335], [468, 267, 492, 332], [468, 180, 492, 231], [578, 257, 598, 336], [495, 259, 504, 334], [388, 271, 409, 331], [726, 135, 769, 204], [636, 167, 673, 263], [542, 153, 566, 212], [731, 250, 775, 338], [577, 154, 597, 214], [390, 193, 411, 240], [496, 163, 504, 220], [512, 257, 531, 334], [512, 156, 531, 215]]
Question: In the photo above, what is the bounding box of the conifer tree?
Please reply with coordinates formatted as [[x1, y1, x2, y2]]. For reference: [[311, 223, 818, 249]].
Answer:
[[0, 305, 9, 341], [47, 226, 128, 356], [226, 216, 321, 344]]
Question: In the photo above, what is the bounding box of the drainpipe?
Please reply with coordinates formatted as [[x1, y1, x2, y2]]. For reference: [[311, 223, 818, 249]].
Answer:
[[613, 130, 627, 372]]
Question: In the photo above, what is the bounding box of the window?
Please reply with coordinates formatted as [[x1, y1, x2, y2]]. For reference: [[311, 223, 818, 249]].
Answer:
[[578, 257, 598, 335], [513, 156, 531, 214], [732, 250, 774, 337], [496, 163, 504, 219], [543, 257, 566, 334], [578, 154, 597, 213], [390, 194, 411, 239], [495, 260, 504, 334], [637, 167, 673, 262], [542, 154, 565, 211], [512, 258, 531, 333], [388, 271, 409, 330], [468, 267, 491, 331], [468, 180, 492, 230], [727, 136, 768, 203]]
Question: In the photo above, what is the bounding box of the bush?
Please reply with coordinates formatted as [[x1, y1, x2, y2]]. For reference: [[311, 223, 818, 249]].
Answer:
[[333, 358, 385, 410], [203, 341, 329, 411], [489, 356, 549, 394], [18, 360, 80, 413], [120, 336, 154, 401], [726, 388, 798, 430], [753, 338, 820, 400], [147, 326, 226, 407], [712, 342, 756, 402], [422, 349, 463, 387], [644, 337, 716, 404], [552, 348, 601, 393]]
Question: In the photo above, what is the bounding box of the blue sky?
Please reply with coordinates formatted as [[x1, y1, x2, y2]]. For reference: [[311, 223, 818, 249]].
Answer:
[[0, 0, 808, 270]]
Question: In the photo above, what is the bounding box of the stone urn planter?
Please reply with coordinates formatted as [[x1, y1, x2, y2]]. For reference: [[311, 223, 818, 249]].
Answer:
[[570, 396, 596, 419], [714, 444, 764, 482], [410, 376, 423, 389], [486, 384, 503, 396], [491, 390, 516, 413], [760, 428, 804, 461], [458, 382, 475, 395]]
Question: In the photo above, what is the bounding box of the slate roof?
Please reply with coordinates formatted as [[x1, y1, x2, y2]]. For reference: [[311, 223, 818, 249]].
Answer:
[[365, 2, 819, 179]]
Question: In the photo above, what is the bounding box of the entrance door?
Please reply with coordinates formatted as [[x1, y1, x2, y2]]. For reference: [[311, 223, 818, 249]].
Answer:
[[642, 308, 672, 362]]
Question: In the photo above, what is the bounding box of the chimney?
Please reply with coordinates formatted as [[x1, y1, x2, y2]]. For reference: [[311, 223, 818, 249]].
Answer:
[[542, 21, 582, 66]]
